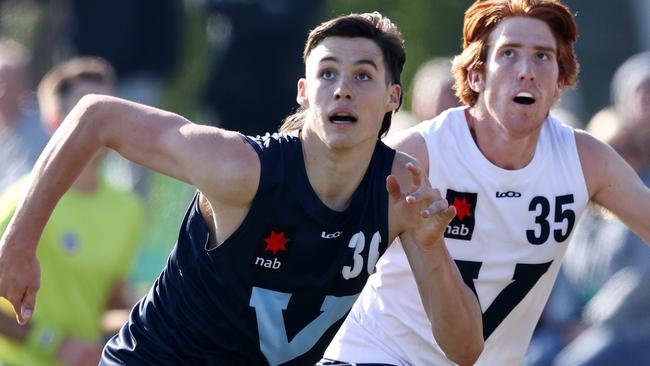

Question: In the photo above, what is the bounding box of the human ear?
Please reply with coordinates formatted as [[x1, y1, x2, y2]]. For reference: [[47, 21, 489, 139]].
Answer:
[[296, 78, 308, 107], [467, 69, 483, 93], [387, 83, 401, 111]]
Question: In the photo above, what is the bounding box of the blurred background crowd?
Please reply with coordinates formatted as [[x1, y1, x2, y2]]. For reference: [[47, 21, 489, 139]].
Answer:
[[0, 0, 648, 365]]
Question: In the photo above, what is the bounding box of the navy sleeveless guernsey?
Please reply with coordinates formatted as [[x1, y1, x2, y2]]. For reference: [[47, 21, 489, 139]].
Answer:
[[101, 132, 395, 365]]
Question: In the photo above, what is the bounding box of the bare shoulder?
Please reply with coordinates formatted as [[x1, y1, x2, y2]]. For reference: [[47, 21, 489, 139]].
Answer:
[[190, 129, 261, 206], [384, 125, 429, 174], [80, 94, 262, 206], [574, 128, 624, 199], [575, 129, 650, 243]]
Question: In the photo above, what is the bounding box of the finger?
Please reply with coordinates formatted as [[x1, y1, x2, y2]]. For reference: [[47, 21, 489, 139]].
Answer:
[[407, 185, 436, 206], [18, 287, 36, 325], [420, 198, 448, 218], [446, 204, 457, 219], [386, 175, 402, 201], [421, 199, 456, 221], [5, 292, 24, 324], [405, 162, 424, 187], [3, 288, 25, 318]]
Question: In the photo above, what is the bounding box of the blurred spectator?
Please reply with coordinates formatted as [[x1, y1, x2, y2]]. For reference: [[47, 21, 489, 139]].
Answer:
[[524, 107, 650, 366], [0, 38, 48, 192], [610, 50, 650, 129], [60, 0, 184, 195], [200, 0, 323, 136], [390, 57, 460, 134], [410, 57, 459, 122], [0, 57, 145, 366]]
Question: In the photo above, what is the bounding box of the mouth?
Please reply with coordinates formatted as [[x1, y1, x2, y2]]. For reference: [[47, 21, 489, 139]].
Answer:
[[329, 112, 358, 124], [513, 92, 536, 105]]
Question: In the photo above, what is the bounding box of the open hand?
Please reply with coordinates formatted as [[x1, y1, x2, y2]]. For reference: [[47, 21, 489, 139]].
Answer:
[[388, 162, 456, 248]]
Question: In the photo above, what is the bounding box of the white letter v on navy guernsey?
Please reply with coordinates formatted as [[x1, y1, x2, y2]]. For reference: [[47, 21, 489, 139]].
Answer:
[[249, 287, 358, 365]]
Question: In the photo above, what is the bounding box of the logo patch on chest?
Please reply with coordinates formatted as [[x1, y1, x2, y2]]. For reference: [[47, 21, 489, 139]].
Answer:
[[254, 229, 290, 271], [445, 189, 477, 241]]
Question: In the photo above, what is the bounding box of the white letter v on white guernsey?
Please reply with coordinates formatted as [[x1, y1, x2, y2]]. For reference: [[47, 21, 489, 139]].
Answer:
[[249, 287, 358, 365]]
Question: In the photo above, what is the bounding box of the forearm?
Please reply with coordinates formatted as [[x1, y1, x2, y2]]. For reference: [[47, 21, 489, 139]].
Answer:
[[400, 233, 483, 365], [3, 96, 104, 253]]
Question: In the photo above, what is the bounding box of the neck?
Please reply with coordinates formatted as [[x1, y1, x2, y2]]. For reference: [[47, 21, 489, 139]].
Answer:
[[465, 107, 542, 170], [300, 128, 376, 211]]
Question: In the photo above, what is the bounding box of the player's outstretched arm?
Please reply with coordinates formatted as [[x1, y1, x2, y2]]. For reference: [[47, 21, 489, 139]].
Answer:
[[0, 95, 259, 325], [577, 130, 650, 244], [388, 156, 483, 366]]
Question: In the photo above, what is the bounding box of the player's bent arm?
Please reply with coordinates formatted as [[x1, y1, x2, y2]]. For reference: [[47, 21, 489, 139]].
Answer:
[[399, 233, 484, 366], [576, 130, 650, 244], [10, 94, 258, 248], [93, 95, 260, 205], [388, 154, 483, 366], [0, 94, 259, 324]]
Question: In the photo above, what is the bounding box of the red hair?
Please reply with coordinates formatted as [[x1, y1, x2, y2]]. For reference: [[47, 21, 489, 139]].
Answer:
[[452, 0, 579, 106]]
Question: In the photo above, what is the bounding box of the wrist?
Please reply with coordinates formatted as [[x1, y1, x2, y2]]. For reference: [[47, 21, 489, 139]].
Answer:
[[1, 225, 38, 257]]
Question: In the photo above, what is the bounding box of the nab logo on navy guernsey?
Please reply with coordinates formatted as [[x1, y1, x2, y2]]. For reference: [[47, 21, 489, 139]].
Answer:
[[254, 229, 290, 270], [444, 189, 477, 240]]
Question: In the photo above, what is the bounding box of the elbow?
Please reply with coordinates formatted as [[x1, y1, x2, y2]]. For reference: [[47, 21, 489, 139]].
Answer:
[[446, 338, 483, 366], [76, 93, 113, 114], [72, 94, 118, 144]]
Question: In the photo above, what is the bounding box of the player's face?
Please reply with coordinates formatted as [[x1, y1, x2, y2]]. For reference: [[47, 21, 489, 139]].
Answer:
[[470, 17, 561, 136], [298, 36, 400, 150]]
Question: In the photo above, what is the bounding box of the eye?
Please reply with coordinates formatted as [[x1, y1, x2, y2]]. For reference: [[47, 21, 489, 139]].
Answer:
[[355, 72, 371, 81], [503, 49, 515, 57], [536, 52, 550, 61], [321, 69, 335, 80]]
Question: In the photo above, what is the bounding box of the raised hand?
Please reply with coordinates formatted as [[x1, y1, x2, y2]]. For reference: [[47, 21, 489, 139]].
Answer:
[[387, 162, 456, 248], [0, 235, 40, 325]]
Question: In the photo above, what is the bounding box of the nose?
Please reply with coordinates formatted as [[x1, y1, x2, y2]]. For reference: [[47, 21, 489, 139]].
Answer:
[[334, 77, 353, 100], [517, 58, 535, 82]]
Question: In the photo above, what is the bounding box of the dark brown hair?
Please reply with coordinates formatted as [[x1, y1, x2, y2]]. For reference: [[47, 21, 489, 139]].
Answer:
[[280, 12, 406, 138]]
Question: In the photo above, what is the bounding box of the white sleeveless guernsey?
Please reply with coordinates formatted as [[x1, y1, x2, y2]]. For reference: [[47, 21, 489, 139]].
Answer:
[[324, 107, 589, 366]]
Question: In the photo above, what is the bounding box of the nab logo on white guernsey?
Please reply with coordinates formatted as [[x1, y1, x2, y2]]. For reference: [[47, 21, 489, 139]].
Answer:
[[444, 189, 477, 241]]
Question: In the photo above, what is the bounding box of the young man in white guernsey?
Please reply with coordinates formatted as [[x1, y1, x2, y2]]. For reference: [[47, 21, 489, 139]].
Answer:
[[323, 1, 650, 365]]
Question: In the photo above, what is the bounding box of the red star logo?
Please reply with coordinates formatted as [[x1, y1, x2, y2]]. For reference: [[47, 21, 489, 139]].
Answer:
[[263, 230, 289, 255], [453, 197, 473, 221]]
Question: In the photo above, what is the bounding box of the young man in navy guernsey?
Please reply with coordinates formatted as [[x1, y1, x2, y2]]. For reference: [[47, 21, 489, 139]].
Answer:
[[0, 12, 483, 365]]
